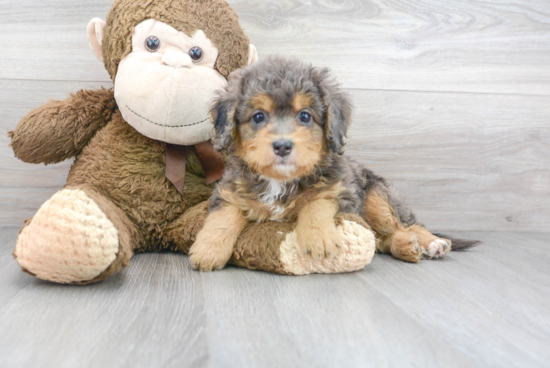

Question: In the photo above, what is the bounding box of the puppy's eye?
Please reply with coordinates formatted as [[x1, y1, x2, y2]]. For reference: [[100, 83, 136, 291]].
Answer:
[[189, 47, 203, 61], [145, 36, 161, 52], [252, 112, 266, 125], [299, 111, 312, 124]]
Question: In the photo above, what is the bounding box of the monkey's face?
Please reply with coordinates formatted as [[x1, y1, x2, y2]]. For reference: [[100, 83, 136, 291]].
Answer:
[[88, 0, 258, 146], [113, 19, 228, 145]]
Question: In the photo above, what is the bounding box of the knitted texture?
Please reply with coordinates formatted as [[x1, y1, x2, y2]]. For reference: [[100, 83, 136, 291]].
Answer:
[[14, 189, 120, 284], [279, 219, 376, 275], [231, 214, 376, 275]]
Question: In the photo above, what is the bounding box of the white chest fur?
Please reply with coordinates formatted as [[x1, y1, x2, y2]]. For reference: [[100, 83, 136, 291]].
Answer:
[[258, 178, 296, 221]]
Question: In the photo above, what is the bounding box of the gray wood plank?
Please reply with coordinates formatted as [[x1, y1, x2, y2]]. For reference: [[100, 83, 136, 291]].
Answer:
[[358, 231, 550, 368], [0, 0, 112, 82], [235, 0, 550, 95], [0, 229, 209, 368], [2, 79, 549, 231], [0, 188, 66, 227], [197, 269, 482, 368], [1, 228, 549, 368], [348, 89, 550, 232], [1, 0, 549, 95]]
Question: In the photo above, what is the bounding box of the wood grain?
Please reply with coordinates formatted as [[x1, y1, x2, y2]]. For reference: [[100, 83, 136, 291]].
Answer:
[[2, 79, 549, 230], [0, 231, 209, 368], [234, 0, 550, 95], [197, 269, 481, 368], [348, 89, 550, 232], [1, 1, 549, 229], [360, 231, 550, 368], [1, 1, 550, 94], [1, 227, 549, 368], [1, 2, 549, 367]]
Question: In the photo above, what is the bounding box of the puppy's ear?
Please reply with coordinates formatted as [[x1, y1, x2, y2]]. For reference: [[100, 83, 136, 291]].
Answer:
[[211, 95, 238, 151], [212, 68, 249, 151], [314, 67, 353, 155]]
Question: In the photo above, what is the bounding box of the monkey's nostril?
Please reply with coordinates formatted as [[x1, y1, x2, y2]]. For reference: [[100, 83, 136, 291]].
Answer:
[[273, 140, 293, 157]]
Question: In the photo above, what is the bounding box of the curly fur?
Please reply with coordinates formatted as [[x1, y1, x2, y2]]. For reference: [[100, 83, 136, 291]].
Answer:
[[212, 56, 352, 154], [208, 56, 479, 263]]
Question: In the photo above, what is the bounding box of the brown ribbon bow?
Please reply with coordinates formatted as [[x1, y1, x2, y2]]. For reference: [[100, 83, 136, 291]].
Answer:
[[165, 141, 225, 195]]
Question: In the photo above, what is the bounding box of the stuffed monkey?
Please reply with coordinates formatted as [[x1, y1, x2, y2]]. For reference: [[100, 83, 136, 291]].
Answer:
[[9, 0, 375, 284]]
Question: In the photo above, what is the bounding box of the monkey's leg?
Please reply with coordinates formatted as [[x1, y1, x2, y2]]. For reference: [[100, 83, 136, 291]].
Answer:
[[161, 172, 216, 254], [166, 202, 375, 275], [163, 201, 209, 254], [189, 205, 248, 272], [365, 189, 423, 263], [13, 186, 139, 284]]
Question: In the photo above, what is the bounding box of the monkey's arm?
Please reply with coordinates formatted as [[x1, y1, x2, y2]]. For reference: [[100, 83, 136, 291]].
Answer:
[[9, 88, 116, 164]]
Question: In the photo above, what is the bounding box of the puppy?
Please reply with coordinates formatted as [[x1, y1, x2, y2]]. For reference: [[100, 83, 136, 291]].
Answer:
[[189, 56, 479, 271]]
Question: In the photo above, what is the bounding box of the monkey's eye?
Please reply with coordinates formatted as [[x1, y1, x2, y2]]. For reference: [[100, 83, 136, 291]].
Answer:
[[145, 36, 161, 52], [189, 47, 203, 61], [299, 111, 312, 124], [252, 112, 266, 125]]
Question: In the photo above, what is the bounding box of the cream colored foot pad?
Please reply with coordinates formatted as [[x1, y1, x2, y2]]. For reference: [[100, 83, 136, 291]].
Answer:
[[280, 220, 376, 275], [14, 189, 119, 283]]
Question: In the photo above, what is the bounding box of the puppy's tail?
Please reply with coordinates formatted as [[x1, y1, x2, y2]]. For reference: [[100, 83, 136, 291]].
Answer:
[[433, 233, 482, 251]]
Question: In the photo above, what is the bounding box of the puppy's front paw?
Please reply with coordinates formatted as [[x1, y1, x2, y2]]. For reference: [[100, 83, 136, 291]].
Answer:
[[297, 224, 342, 260], [189, 240, 232, 272]]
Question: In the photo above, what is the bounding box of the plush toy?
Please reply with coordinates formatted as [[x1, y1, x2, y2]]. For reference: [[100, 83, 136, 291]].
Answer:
[[9, 0, 375, 284]]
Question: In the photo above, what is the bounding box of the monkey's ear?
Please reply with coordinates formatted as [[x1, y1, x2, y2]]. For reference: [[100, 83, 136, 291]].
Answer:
[[211, 96, 238, 151], [87, 18, 106, 62], [316, 68, 353, 155], [248, 44, 259, 65]]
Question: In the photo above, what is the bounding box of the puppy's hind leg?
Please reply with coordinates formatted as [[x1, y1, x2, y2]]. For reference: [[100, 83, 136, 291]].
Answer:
[[365, 189, 422, 263], [365, 186, 454, 261], [409, 225, 451, 259]]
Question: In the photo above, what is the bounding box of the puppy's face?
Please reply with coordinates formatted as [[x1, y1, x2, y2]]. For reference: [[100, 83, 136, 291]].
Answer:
[[212, 57, 352, 181], [234, 91, 325, 180]]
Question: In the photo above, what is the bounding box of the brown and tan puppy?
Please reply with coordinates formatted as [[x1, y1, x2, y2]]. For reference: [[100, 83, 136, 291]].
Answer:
[[190, 56, 479, 271]]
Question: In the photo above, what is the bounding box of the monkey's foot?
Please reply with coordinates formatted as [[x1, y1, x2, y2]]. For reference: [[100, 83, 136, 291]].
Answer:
[[279, 218, 376, 275], [13, 189, 121, 284]]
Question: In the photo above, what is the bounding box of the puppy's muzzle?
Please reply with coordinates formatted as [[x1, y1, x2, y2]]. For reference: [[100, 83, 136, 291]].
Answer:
[[273, 140, 293, 157]]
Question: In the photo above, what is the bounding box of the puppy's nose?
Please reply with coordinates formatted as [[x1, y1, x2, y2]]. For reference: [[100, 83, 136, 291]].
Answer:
[[273, 140, 294, 157]]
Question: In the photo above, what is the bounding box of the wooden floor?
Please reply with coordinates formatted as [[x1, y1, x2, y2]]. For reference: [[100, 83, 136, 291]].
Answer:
[[1, 1, 549, 367], [1, 227, 549, 368]]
